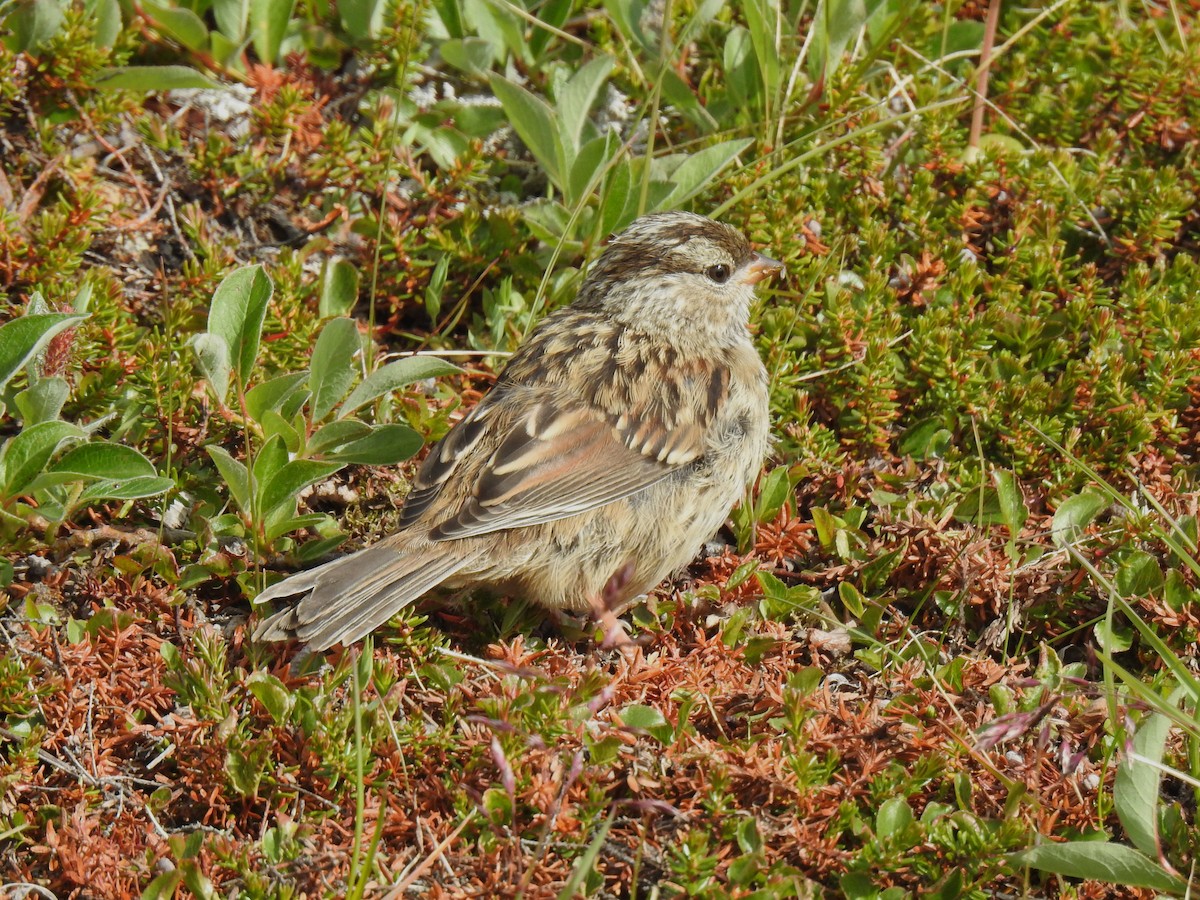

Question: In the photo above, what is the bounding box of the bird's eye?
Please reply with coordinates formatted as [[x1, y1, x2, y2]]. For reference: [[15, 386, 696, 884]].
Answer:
[[705, 263, 731, 284]]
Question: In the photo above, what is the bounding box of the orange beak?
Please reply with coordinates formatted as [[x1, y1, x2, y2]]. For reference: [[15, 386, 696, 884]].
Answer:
[[739, 252, 785, 286]]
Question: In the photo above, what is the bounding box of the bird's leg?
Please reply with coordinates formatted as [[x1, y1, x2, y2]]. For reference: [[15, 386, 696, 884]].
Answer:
[[588, 562, 642, 653]]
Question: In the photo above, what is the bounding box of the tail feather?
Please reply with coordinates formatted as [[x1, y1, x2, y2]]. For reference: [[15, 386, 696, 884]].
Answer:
[[252, 542, 479, 650]]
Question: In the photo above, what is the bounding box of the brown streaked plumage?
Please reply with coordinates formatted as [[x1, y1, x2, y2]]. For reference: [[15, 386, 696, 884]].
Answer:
[[253, 211, 782, 650]]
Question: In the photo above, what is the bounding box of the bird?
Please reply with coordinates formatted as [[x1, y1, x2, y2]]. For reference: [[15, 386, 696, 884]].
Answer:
[[252, 211, 783, 650]]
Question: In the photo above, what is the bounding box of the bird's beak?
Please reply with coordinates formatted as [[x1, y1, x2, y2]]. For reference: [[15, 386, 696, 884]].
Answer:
[[739, 252, 785, 286]]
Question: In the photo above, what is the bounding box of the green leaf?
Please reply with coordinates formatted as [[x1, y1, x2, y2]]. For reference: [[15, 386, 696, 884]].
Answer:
[[742, 0, 781, 96], [318, 258, 360, 319], [618, 704, 673, 743], [339, 0, 385, 40], [489, 74, 564, 188], [1051, 490, 1108, 548], [14, 376, 69, 425], [599, 157, 634, 235], [84, 0, 122, 46], [529, 0, 572, 57], [568, 133, 620, 208], [441, 37, 494, 77], [5, 0, 67, 50], [325, 424, 422, 465], [266, 512, 334, 542], [247, 670, 294, 723], [424, 255, 451, 321], [211, 0, 247, 40], [993, 469, 1028, 536], [206, 445, 251, 512], [206, 265, 274, 392], [0, 312, 88, 392], [308, 317, 360, 422], [1011, 841, 1184, 892], [78, 475, 174, 502], [1116, 711, 1171, 859], [190, 332, 232, 404], [658, 138, 752, 210], [0, 421, 85, 499], [246, 372, 309, 423], [339, 356, 461, 418], [875, 796, 914, 839], [252, 434, 289, 491], [307, 420, 372, 456], [808, 0, 889, 87], [93, 66, 220, 91], [753, 466, 791, 523], [557, 55, 614, 154], [260, 459, 343, 520], [141, 0, 209, 50], [249, 0, 294, 64], [49, 442, 157, 479]]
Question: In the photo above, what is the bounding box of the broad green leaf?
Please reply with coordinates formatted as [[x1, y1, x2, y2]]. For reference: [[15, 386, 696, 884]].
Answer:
[[49, 442, 158, 479], [529, 0, 572, 57], [599, 157, 634, 234], [1010, 841, 1183, 892], [659, 68, 719, 133], [808, 0, 889, 86], [568, 132, 620, 208], [5, 0, 67, 50], [247, 670, 294, 723], [266, 512, 333, 542], [78, 475, 174, 502], [1114, 550, 1163, 598], [1116, 711, 1171, 860], [339, 356, 461, 418], [993, 469, 1028, 536], [659, 139, 752, 210], [249, 0, 294, 64], [84, 0, 122, 47], [318, 258, 360, 319], [557, 55, 614, 154], [325, 424, 421, 465], [206, 445, 251, 512], [93, 65, 220, 91], [440, 37, 494, 77], [602, 0, 651, 51], [0, 421, 85, 499], [743, 0, 781, 96], [260, 409, 301, 454], [246, 371, 309, 423], [753, 466, 791, 523], [307, 420, 372, 456], [252, 434, 289, 491], [190, 331, 232, 402], [618, 704, 673, 743], [212, 0, 248, 40], [308, 317, 360, 422], [339, 0, 385, 40], [425, 255, 451, 321], [207, 265, 273, 391], [724, 26, 760, 106], [489, 74, 564, 188], [142, 0, 209, 50], [14, 376, 69, 425], [874, 797, 914, 838], [0, 312, 88, 392], [429, 0, 464, 38], [260, 459, 342, 520], [1051, 490, 1108, 548]]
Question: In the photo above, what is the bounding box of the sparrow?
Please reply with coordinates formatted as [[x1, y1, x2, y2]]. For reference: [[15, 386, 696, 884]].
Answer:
[[253, 211, 782, 650]]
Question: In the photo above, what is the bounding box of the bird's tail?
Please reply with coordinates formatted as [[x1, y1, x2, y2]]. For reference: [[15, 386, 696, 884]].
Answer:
[[251, 540, 480, 650]]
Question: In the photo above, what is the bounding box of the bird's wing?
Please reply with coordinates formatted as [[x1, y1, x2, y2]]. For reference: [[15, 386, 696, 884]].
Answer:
[[400, 385, 712, 540]]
